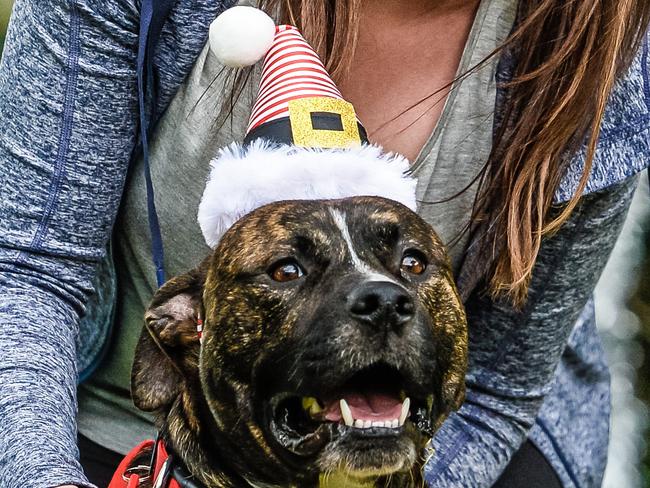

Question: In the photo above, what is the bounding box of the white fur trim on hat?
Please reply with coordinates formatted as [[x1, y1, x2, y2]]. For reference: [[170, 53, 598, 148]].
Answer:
[[198, 139, 417, 247]]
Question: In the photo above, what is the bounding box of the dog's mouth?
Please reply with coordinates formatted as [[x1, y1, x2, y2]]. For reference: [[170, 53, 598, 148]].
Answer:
[[267, 363, 433, 458]]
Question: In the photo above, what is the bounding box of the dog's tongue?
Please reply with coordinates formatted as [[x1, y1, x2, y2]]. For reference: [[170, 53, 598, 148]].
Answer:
[[323, 393, 402, 422]]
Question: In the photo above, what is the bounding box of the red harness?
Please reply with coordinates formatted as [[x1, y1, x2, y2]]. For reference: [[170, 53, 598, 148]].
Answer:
[[109, 439, 182, 488]]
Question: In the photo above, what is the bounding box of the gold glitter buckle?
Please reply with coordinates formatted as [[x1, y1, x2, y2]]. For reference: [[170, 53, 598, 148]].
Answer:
[[288, 97, 361, 149]]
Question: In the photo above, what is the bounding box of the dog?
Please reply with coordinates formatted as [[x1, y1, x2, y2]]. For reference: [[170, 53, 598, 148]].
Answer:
[[131, 196, 468, 487]]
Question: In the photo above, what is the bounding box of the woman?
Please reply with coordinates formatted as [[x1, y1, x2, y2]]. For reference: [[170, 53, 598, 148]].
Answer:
[[0, 0, 648, 487]]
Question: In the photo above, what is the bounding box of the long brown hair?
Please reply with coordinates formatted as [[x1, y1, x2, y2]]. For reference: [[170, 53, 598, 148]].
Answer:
[[243, 0, 650, 305]]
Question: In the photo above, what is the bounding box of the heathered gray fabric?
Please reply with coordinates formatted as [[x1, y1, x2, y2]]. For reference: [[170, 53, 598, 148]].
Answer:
[[0, 0, 648, 487], [76, 0, 517, 453], [0, 1, 236, 487], [425, 178, 639, 488]]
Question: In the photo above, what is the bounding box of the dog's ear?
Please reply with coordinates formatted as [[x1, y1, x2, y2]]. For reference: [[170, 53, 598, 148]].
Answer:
[[441, 362, 466, 412], [131, 267, 206, 412], [433, 325, 467, 431], [437, 282, 468, 418]]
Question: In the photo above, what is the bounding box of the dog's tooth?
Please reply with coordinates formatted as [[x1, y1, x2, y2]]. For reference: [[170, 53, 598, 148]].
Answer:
[[363, 420, 372, 428], [391, 418, 399, 428], [302, 397, 322, 416], [399, 390, 407, 402], [354, 419, 364, 428], [340, 399, 354, 426], [399, 398, 410, 426], [371, 421, 383, 427]]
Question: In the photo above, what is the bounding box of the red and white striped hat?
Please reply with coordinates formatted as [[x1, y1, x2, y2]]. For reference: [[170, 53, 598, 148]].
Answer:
[[247, 25, 345, 133], [198, 6, 416, 247]]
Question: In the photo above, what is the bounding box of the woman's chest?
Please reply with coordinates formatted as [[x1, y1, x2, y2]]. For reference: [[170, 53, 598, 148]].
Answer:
[[338, 2, 480, 162], [118, 0, 517, 284]]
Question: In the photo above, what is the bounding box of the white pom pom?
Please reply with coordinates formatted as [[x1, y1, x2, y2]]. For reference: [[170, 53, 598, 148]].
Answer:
[[209, 6, 276, 68]]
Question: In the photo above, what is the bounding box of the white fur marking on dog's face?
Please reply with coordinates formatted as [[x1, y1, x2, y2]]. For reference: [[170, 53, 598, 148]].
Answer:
[[329, 208, 398, 284]]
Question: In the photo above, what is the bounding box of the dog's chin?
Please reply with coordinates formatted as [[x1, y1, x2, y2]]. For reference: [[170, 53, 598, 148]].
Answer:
[[263, 363, 434, 479], [318, 431, 417, 479]]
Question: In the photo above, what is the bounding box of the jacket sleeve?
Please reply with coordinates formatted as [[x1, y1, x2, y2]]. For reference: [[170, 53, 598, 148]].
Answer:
[[423, 176, 638, 487], [0, 0, 140, 486]]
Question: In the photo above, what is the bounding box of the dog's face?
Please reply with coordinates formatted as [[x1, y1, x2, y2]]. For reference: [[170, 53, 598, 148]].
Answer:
[[132, 196, 467, 487]]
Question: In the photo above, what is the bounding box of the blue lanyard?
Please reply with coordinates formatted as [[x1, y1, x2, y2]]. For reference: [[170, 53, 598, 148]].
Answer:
[[136, 0, 176, 287]]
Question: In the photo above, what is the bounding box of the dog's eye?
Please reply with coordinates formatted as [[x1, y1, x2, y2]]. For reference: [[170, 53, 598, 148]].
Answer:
[[269, 260, 305, 282], [400, 252, 427, 276]]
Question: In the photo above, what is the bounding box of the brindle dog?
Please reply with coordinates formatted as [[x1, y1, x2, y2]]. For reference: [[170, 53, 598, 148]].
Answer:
[[131, 196, 467, 488]]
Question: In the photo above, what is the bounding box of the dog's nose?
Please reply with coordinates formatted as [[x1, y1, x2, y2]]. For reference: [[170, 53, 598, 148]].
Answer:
[[348, 281, 414, 332]]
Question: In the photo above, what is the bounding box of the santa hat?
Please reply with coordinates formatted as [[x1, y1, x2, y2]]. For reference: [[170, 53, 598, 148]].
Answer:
[[198, 6, 417, 247]]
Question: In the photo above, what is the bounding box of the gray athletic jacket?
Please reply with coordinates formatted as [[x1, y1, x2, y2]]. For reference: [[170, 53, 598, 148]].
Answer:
[[0, 0, 648, 487]]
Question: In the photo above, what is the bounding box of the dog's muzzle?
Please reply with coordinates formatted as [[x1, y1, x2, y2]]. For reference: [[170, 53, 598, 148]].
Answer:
[[258, 280, 437, 475]]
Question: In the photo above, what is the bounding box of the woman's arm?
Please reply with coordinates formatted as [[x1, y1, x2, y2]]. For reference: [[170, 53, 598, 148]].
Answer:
[[0, 0, 140, 486], [424, 177, 638, 487]]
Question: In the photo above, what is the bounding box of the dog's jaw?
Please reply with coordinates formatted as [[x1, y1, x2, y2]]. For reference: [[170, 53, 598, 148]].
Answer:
[[317, 434, 418, 479]]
